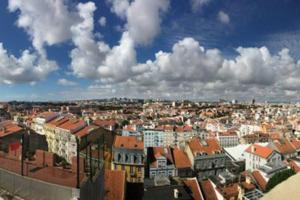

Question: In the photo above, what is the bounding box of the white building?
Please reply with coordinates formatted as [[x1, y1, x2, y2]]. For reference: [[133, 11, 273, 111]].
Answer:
[[31, 112, 59, 135], [244, 144, 281, 171], [217, 132, 239, 147], [238, 124, 261, 137]]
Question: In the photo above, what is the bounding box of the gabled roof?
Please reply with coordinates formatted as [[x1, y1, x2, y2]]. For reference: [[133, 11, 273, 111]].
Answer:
[[273, 139, 296, 154], [57, 119, 86, 132], [113, 136, 144, 150], [47, 117, 69, 127], [75, 125, 98, 138], [172, 147, 192, 169], [93, 119, 117, 127], [0, 121, 23, 138], [183, 178, 204, 200], [291, 139, 300, 150], [200, 179, 218, 200], [245, 144, 274, 159], [252, 170, 267, 192], [189, 138, 221, 156]]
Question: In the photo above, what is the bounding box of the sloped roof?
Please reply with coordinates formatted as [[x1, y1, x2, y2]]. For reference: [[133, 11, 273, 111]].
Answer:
[[245, 144, 274, 159]]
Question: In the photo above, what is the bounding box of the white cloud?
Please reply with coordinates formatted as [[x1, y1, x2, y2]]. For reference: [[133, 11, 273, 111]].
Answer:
[[0, 43, 57, 84], [218, 11, 230, 24], [108, 0, 169, 45], [57, 78, 77, 86], [190, 0, 212, 12], [70, 2, 137, 82], [126, 0, 169, 45], [99, 16, 106, 27], [8, 0, 78, 56], [107, 0, 130, 19]]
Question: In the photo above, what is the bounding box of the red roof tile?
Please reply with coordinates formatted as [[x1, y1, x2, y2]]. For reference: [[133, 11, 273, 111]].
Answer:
[[0, 121, 23, 138], [189, 138, 221, 156], [183, 178, 203, 200], [113, 136, 144, 150], [217, 184, 239, 199], [201, 180, 218, 200], [245, 144, 274, 159], [75, 125, 98, 138], [252, 171, 267, 191], [274, 139, 296, 154], [172, 147, 191, 169]]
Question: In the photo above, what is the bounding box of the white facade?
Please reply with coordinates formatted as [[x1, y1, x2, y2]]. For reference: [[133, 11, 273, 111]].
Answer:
[[217, 133, 239, 147], [244, 146, 281, 171], [31, 113, 59, 135], [238, 124, 261, 137]]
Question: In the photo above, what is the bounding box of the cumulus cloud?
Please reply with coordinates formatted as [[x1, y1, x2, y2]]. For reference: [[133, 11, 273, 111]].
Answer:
[[8, 0, 78, 56], [126, 0, 169, 45], [99, 16, 106, 27], [218, 11, 230, 24], [0, 43, 57, 84], [57, 78, 77, 86], [108, 0, 169, 45], [70, 2, 137, 82]]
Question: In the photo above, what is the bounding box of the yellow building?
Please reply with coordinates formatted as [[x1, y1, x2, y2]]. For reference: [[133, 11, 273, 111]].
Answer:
[[112, 136, 144, 183]]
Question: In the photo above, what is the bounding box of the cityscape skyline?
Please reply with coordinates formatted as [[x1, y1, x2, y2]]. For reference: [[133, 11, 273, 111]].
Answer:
[[1, 0, 300, 101]]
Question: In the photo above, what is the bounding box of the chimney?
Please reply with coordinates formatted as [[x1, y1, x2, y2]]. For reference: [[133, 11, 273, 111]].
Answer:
[[251, 145, 256, 153]]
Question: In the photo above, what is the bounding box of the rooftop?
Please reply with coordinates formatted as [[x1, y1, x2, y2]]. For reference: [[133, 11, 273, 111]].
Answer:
[[113, 136, 144, 150]]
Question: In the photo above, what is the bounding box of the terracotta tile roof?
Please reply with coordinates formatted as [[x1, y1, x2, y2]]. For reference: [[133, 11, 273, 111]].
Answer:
[[245, 144, 274, 159], [93, 119, 117, 127], [153, 147, 174, 164], [0, 121, 23, 138], [47, 117, 70, 127], [113, 136, 144, 150], [289, 160, 300, 173], [252, 170, 267, 191], [38, 112, 58, 119], [75, 125, 98, 138], [183, 178, 203, 200], [57, 119, 86, 133], [219, 131, 237, 136], [200, 180, 218, 200], [105, 170, 126, 200], [217, 184, 239, 199], [188, 138, 221, 156], [291, 139, 300, 150], [175, 125, 193, 132], [172, 147, 192, 169], [274, 139, 296, 154]]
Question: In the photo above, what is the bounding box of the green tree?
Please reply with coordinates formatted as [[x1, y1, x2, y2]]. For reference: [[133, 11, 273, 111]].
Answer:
[[266, 169, 296, 192], [121, 119, 129, 127]]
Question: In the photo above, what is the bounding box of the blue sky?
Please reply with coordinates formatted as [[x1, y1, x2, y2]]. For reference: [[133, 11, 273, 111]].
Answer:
[[1, 0, 300, 101]]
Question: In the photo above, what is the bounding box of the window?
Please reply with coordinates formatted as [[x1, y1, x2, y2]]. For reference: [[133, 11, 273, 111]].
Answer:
[[130, 166, 135, 176]]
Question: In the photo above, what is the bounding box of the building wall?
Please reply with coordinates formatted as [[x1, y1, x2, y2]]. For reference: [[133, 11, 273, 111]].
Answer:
[[194, 154, 227, 180], [112, 148, 144, 183]]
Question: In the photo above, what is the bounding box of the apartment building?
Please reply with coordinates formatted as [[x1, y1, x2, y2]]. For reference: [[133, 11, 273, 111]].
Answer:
[[148, 147, 177, 178], [112, 136, 145, 183], [31, 112, 59, 135], [217, 131, 239, 147], [244, 144, 281, 171], [185, 138, 227, 180], [44, 117, 86, 162]]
